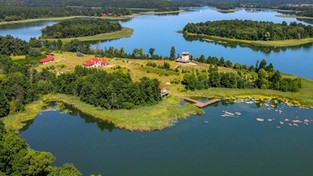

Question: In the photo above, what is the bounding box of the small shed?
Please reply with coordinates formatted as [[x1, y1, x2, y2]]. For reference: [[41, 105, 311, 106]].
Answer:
[[159, 85, 170, 97], [77, 52, 84, 57]]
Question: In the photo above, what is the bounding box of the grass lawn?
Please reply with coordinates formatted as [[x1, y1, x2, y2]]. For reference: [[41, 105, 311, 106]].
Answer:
[[184, 33, 313, 47], [44, 27, 133, 42]]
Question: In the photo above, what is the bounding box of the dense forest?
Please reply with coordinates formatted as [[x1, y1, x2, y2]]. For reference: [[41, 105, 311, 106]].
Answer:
[[59, 66, 162, 109], [215, 4, 236, 10], [0, 0, 180, 10], [183, 57, 301, 92], [172, 0, 313, 6], [41, 19, 122, 38], [0, 121, 82, 175], [0, 6, 133, 22], [183, 20, 313, 41], [280, 5, 313, 17]]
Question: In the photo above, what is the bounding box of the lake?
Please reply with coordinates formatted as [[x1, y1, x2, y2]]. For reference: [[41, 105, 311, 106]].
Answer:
[[0, 7, 313, 79], [21, 101, 313, 176]]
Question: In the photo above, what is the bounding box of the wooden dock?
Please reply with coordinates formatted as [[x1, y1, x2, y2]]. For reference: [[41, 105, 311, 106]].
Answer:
[[180, 96, 221, 108]]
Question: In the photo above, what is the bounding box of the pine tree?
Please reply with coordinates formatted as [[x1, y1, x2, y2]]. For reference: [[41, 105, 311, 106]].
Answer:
[[0, 93, 9, 118]]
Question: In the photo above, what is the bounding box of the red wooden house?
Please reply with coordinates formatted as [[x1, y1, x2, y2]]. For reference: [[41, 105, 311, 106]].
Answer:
[[83, 58, 109, 67]]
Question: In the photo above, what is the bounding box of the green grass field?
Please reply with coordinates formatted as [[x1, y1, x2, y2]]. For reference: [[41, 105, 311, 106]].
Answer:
[[185, 33, 313, 47], [44, 27, 134, 42]]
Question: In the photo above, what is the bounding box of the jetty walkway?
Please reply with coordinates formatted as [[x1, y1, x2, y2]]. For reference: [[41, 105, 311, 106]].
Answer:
[[180, 96, 221, 108]]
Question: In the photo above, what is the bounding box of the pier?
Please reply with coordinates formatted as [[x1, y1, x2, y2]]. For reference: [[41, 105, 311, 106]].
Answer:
[[180, 96, 221, 108]]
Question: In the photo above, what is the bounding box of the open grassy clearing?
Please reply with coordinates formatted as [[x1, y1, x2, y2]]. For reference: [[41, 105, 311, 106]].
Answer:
[[184, 33, 313, 47], [44, 27, 133, 42]]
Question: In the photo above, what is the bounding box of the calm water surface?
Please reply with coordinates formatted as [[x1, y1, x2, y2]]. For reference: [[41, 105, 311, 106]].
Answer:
[[0, 7, 313, 79], [21, 101, 313, 176]]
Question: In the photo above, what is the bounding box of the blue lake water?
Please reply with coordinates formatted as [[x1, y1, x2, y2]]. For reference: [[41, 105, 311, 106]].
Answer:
[[21, 101, 313, 176], [0, 7, 313, 79]]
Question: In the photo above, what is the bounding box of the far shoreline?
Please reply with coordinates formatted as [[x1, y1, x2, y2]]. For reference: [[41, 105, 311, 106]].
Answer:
[[0, 15, 134, 26], [0, 9, 186, 26], [213, 8, 236, 13], [182, 32, 313, 47]]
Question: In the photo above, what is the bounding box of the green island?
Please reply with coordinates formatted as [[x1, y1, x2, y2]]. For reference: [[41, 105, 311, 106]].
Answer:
[[213, 4, 236, 12], [45, 27, 134, 42], [40, 19, 133, 42], [182, 20, 313, 47]]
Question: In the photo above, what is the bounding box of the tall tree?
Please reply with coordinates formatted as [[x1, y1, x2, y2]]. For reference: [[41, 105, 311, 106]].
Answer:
[[170, 46, 176, 60]]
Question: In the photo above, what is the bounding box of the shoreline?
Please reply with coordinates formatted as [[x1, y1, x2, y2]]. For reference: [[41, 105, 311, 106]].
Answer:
[[139, 10, 185, 15], [213, 8, 236, 13], [183, 32, 313, 47], [3, 82, 313, 132], [0, 15, 134, 25], [43, 27, 134, 42], [0, 9, 186, 26], [2, 94, 203, 131], [275, 14, 313, 20]]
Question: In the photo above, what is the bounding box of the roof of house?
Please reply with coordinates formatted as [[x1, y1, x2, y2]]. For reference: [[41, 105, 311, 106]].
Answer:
[[39, 55, 54, 63], [182, 51, 190, 55], [83, 58, 109, 66]]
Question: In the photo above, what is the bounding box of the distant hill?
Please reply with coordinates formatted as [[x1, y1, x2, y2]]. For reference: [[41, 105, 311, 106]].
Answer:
[[172, 0, 313, 6], [0, 0, 177, 8]]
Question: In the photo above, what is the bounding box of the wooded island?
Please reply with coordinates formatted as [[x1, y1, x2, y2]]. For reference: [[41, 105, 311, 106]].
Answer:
[[41, 19, 122, 39], [183, 20, 313, 47]]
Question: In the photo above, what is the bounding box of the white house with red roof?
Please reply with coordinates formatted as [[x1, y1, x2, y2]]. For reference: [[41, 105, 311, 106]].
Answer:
[[39, 55, 54, 64], [83, 58, 110, 67]]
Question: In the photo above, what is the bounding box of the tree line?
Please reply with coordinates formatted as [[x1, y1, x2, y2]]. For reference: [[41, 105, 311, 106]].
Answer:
[[183, 20, 313, 41], [0, 6, 134, 22], [58, 66, 162, 109], [0, 121, 81, 175], [280, 5, 313, 17], [182, 59, 302, 92], [0, 6, 105, 22], [0, 35, 93, 60], [41, 19, 122, 39]]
